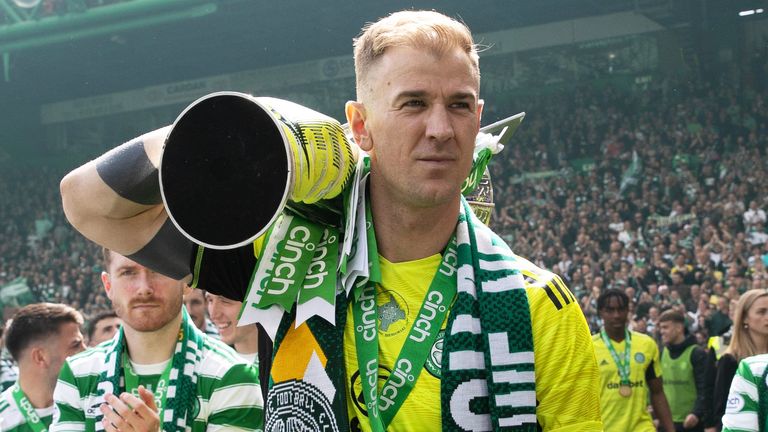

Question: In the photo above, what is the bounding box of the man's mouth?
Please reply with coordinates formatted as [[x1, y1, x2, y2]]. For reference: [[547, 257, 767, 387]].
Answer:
[[215, 321, 232, 330], [418, 156, 455, 163]]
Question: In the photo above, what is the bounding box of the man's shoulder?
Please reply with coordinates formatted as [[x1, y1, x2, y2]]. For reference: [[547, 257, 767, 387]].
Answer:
[[199, 334, 256, 377], [0, 388, 23, 430], [196, 334, 260, 402], [65, 344, 112, 377], [0, 385, 13, 413], [512, 254, 578, 313], [629, 331, 658, 351], [739, 353, 768, 377]]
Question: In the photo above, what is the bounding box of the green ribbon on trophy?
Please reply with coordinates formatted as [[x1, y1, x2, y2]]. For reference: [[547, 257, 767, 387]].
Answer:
[[239, 212, 337, 336], [11, 383, 48, 432], [600, 327, 633, 397], [296, 226, 340, 325], [256, 214, 323, 311]]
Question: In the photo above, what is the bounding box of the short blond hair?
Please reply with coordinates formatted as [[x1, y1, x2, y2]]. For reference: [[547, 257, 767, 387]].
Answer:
[[353, 10, 480, 101]]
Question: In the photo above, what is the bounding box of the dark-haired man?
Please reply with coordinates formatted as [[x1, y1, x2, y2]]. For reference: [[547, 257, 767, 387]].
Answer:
[[658, 310, 708, 432], [0, 324, 18, 391], [183, 287, 219, 339], [593, 289, 675, 432], [206, 292, 272, 400], [86, 311, 122, 347], [51, 250, 263, 431], [0, 303, 85, 432]]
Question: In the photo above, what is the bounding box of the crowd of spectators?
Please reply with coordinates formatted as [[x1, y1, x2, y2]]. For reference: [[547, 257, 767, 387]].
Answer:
[[488, 52, 768, 346], [0, 48, 766, 343], [0, 166, 109, 323]]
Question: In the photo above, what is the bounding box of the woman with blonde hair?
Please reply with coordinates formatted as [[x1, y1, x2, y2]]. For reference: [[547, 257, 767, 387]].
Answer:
[[708, 289, 768, 430]]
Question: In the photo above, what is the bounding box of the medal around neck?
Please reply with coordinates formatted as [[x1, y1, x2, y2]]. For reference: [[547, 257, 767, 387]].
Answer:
[[619, 384, 632, 397]]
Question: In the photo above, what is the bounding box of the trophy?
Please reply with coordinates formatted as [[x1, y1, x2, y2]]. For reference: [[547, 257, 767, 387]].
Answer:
[[159, 92, 523, 249]]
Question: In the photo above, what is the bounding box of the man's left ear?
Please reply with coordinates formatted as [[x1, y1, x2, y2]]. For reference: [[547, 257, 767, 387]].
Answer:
[[345, 101, 372, 151], [476, 99, 485, 129], [30, 346, 47, 368]]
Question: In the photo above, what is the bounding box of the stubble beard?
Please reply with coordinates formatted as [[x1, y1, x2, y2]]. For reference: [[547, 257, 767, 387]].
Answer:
[[118, 298, 182, 333]]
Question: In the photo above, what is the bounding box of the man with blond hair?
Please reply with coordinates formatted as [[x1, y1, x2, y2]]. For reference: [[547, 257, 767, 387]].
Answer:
[[59, 10, 600, 431]]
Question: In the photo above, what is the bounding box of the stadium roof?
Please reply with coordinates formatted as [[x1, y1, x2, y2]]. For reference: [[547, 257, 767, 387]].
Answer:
[[0, 0, 684, 103]]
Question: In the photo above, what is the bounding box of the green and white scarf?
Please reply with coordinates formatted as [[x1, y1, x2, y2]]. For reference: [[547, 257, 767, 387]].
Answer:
[[240, 151, 537, 430], [97, 308, 202, 431], [257, 199, 537, 431]]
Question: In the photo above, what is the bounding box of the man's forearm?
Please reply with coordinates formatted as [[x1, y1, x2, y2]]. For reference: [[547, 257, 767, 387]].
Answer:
[[651, 390, 676, 432], [691, 348, 709, 418], [60, 126, 193, 280]]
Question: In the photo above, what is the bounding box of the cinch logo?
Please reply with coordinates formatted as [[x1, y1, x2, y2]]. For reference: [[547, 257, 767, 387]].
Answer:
[[356, 282, 377, 342], [409, 291, 447, 343], [154, 378, 167, 409], [439, 247, 458, 278], [363, 358, 379, 416], [726, 394, 745, 412], [267, 225, 314, 295], [304, 229, 336, 289], [379, 359, 415, 411], [18, 395, 41, 423]]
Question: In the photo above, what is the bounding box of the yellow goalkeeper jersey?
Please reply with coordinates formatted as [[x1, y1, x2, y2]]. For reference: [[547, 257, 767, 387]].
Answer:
[[592, 330, 662, 432], [344, 253, 603, 431]]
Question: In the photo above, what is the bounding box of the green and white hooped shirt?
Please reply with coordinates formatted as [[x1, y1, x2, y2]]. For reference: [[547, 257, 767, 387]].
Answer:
[[50, 334, 264, 432], [0, 384, 55, 432], [723, 353, 768, 432]]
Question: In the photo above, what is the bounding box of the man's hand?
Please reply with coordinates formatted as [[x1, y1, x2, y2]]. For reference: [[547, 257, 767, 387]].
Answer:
[[683, 413, 699, 429], [100, 385, 160, 432]]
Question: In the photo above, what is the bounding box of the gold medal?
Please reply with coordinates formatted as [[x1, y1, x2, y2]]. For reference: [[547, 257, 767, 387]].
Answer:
[[619, 384, 632, 397]]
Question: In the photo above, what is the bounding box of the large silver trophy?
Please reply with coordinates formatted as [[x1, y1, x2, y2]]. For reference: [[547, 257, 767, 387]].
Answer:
[[159, 92, 523, 250]]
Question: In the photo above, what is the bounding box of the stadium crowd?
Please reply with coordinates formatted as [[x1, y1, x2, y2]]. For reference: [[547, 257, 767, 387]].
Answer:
[[0, 67, 766, 341], [0, 166, 110, 323], [0, 44, 765, 430], [489, 66, 768, 344]]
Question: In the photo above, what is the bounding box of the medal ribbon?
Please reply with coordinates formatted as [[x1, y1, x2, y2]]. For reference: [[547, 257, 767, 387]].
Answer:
[[122, 349, 176, 414], [11, 383, 47, 432], [600, 327, 632, 386], [352, 201, 458, 431]]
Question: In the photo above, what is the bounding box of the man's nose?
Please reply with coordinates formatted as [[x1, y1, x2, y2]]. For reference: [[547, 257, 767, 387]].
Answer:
[[135, 272, 156, 295], [425, 106, 455, 142]]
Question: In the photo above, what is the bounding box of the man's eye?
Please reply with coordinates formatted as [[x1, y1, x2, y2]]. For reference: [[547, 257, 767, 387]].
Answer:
[[451, 102, 471, 109], [403, 99, 425, 108]]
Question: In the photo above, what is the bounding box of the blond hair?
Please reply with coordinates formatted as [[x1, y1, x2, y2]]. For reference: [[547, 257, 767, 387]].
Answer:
[[353, 10, 480, 101], [725, 289, 768, 361]]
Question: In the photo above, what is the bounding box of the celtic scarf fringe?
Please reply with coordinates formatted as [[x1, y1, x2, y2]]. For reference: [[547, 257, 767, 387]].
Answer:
[[97, 308, 203, 431], [267, 199, 537, 431]]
